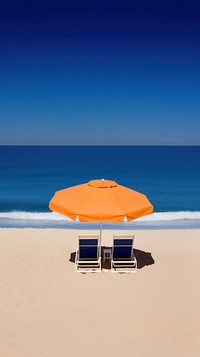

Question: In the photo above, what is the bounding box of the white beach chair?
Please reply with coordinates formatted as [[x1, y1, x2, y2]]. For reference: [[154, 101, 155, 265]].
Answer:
[[75, 235, 101, 272], [111, 235, 137, 273]]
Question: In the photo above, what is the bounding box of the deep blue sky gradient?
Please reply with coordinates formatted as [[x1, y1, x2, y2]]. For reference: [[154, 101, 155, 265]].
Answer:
[[0, 0, 199, 144]]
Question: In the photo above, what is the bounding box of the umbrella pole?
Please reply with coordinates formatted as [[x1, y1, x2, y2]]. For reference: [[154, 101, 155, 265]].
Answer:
[[100, 222, 102, 246]]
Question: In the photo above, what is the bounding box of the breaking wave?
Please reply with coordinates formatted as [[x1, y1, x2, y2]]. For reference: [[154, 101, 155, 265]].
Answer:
[[0, 210, 200, 229], [0, 210, 200, 222], [0, 211, 70, 221], [135, 211, 200, 222]]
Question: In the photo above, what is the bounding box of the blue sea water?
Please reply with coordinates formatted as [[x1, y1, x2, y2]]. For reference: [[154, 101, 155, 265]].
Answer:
[[0, 146, 200, 229]]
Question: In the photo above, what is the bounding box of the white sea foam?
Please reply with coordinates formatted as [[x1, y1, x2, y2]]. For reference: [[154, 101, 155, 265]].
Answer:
[[135, 211, 200, 222], [0, 211, 200, 222], [0, 211, 71, 221]]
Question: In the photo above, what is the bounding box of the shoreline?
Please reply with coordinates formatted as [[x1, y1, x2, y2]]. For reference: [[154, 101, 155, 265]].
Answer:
[[0, 228, 200, 357], [1, 222, 200, 230]]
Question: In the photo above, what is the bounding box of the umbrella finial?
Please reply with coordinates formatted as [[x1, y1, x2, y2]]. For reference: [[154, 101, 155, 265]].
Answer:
[[88, 179, 118, 188]]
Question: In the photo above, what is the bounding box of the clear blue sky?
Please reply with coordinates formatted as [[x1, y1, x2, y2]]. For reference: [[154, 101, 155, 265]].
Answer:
[[0, 0, 199, 145]]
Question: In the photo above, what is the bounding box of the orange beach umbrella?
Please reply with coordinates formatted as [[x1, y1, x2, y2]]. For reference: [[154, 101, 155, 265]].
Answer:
[[49, 179, 153, 230]]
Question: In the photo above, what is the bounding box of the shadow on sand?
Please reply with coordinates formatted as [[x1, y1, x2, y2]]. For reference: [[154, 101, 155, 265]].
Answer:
[[69, 247, 154, 270]]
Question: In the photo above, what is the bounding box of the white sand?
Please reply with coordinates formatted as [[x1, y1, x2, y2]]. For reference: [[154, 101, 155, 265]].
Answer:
[[0, 228, 200, 357]]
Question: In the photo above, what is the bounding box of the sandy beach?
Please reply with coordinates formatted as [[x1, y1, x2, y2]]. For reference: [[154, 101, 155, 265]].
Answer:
[[0, 228, 200, 357]]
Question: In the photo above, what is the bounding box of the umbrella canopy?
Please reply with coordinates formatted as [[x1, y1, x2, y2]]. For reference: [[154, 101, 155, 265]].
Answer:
[[49, 179, 153, 222]]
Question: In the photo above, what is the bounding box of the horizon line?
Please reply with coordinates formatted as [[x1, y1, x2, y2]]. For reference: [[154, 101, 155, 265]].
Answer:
[[0, 144, 200, 147]]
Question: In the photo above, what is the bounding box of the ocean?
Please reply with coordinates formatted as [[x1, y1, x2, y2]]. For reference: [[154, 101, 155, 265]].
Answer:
[[0, 146, 200, 229]]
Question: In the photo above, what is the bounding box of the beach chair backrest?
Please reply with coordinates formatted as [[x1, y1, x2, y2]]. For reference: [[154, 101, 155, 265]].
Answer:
[[113, 237, 134, 259], [79, 238, 99, 260]]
